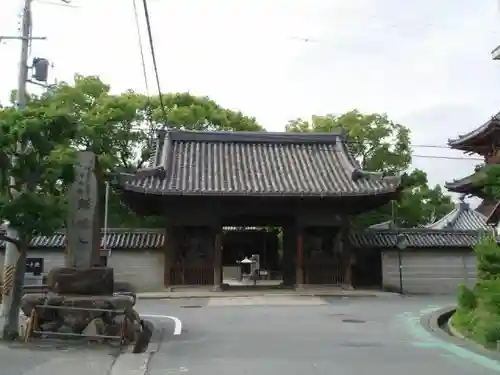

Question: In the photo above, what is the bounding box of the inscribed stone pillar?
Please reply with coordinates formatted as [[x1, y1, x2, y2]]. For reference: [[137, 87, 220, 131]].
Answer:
[[65, 151, 101, 268]]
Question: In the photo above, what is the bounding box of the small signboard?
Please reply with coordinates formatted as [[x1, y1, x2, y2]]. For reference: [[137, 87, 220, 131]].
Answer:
[[26, 257, 43, 276]]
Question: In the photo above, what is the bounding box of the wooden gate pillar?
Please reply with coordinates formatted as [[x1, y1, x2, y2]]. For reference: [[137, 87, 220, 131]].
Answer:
[[340, 220, 353, 289], [164, 224, 176, 289], [295, 229, 304, 288], [213, 228, 223, 291]]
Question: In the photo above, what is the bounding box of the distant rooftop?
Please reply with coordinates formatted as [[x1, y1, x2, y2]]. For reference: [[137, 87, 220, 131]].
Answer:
[[425, 199, 490, 231]]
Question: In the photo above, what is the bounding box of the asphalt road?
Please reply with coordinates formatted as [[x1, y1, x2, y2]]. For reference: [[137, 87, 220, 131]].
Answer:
[[137, 295, 500, 375]]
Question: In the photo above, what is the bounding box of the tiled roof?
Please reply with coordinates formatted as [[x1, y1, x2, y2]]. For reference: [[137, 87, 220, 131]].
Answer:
[[120, 130, 402, 197], [0, 227, 483, 251], [350, 229, 485, 249], [0, 229, 165, 250], [485, 201, 500, 225], [448, 111, 500, 151], [445, 169, 487, 196], [425, 200, 490, 231], [476, 198, 499, 218]]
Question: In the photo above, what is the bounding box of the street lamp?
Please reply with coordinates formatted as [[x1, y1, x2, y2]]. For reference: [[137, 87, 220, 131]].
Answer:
[[395, 233, 408, 295]]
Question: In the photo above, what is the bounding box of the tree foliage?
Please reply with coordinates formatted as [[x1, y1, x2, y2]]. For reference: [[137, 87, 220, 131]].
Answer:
[[0, 102, 78, 340], [0, 105, 77, 244], [286, 110, 453, 228], [20, 75, 264, 228]]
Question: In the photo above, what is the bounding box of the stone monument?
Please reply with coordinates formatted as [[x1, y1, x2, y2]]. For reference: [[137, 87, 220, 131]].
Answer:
[[19, 151, 150, 352], [65, 151, 101, 268]]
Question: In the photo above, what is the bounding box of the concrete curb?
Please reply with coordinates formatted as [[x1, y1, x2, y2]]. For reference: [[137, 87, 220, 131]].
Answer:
[[136, 291, 402, 300], [422, 306, 500, 362], [111, 319, 162, 375]]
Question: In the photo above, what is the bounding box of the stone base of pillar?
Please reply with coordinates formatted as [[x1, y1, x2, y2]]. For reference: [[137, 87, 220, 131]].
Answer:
[[212, 285, 222, 292], [341, 284, 354, 290], [295, 284, 305, 291]]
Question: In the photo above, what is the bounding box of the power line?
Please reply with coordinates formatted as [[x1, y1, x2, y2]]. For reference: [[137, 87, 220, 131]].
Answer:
[[411, 154, 482, 161], [132, 0, 155, 140], [132, 0, 150, 98], [141, 0, 168, 129]]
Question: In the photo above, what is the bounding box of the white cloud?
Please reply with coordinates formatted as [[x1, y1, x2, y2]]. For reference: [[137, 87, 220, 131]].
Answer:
[[1, 0, 500, 196]]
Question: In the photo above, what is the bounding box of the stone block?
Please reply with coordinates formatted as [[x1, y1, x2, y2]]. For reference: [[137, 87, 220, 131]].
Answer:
[[21, 290, 140, 344], [46, 267, 114, 295]]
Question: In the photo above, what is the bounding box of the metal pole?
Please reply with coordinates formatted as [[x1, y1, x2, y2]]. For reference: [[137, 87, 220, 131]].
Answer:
[[104, 181, 110, 257], [1, 0, 32, 318]]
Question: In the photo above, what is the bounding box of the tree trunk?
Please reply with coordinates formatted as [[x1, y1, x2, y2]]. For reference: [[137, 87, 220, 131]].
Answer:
[[2, 241, 27, 341]]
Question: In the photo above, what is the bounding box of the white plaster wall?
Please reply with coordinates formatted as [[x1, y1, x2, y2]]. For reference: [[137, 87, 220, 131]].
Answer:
[[0, 249, 165, 292], [382, 249, 476, 295]]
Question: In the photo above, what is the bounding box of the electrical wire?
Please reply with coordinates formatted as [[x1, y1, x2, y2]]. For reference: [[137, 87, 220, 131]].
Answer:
[[132, 0, 150, 97], [119, 123, 485, 161], [132, 0, 155, 141], [141, 0, 168, 130]]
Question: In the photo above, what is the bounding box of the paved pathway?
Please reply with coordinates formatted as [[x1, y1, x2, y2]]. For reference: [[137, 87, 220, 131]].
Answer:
[[0, 342, 118, 375], [140, 295, 500, 375], [0, 315, 122, 375]]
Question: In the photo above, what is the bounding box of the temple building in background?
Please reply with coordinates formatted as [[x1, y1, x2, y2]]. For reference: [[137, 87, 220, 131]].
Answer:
[[114, 130, 404, 290], [445, 112, 500, 222]]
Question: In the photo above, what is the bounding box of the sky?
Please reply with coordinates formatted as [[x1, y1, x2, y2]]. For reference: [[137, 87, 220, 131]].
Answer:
[[1, 0, 500, 205]]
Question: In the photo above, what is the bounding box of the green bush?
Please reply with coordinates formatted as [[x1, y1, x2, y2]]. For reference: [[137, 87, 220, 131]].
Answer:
[[474, 315, 500, 346], [452, 308, 477, 334], [457, 284, 477, 310], [453, 236, 500, 347], [475, 279, 500, 315], [474, 236, 500, 280]]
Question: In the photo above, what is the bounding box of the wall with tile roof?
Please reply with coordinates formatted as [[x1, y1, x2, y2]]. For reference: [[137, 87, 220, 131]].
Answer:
[[0, 227, 486, 293], [381, 248, 476, 294], [0, 226, 483, 251], [0, 232, 166, 292]]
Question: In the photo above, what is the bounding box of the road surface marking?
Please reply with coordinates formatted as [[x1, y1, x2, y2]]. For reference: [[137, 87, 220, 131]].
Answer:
[[397, 305, 500, 372], [207, 295, 327, 307], [166, 367, 189, 373], [140, 314, 182, 335]]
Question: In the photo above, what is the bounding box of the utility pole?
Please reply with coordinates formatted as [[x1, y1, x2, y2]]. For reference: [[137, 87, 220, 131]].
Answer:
[[0, 0, 36, 338], [1, 0, 33, 325]]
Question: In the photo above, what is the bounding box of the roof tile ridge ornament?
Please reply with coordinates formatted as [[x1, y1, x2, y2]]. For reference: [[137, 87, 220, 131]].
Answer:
[[338, 127, 349, 142], [457, 194, 469, 210], [351, 168, 406, 186], [109, 166, 167, 187], [156, 128, 167, 140]]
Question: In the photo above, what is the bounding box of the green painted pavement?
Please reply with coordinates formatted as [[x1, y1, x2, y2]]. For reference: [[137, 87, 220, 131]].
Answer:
[[397, 305, 500, 372]]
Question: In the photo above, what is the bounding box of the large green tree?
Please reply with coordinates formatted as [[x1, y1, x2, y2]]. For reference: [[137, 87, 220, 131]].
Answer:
[[0, 104, 77, 340], [286, 110, 453, 228], [31, 75, 264, 228]]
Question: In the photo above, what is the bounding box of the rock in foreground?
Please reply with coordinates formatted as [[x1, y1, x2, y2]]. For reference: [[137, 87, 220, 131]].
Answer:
[[46, 267, 114, 295], [21, 293, 140, 341]]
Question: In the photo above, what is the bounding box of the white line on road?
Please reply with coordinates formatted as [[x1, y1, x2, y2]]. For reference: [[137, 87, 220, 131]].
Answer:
[[140, 314, 182, 335]]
